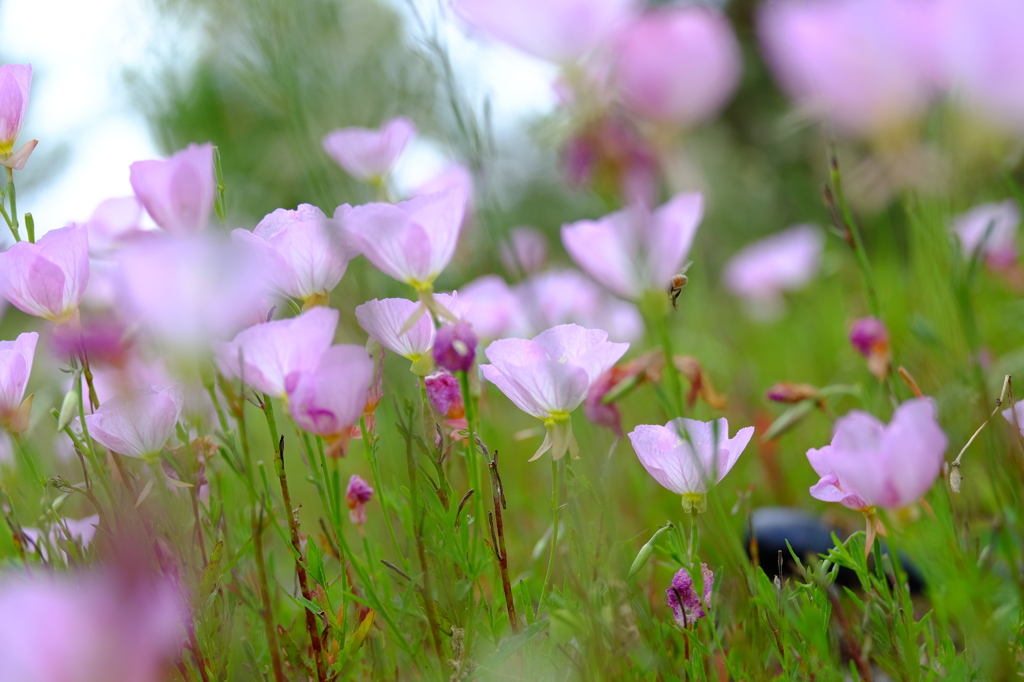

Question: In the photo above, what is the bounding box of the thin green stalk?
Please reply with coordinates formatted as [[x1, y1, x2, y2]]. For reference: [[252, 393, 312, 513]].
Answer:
[[10, 433, 43, 492], [536, 456, 561, 617], [360, 417, 406, 568], [418, 375, 451, 509], [829, 147, 881, 319], [458, 370, 485, 556], [5, 166, 19, 242]]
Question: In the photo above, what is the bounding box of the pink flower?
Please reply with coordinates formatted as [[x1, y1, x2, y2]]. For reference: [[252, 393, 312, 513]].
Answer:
[[113, 233, 267, 350], [0, 573, 183, 682], [806, 398, 947, 509], [667, 564, 713, 625], [628, 418, 754, 511], [0, 331, 37, 433], [85, 384, 184, 459], [340, 186, 467, 290], [433, 322, 477, 373], [354, 294, 464, 366], [514, 269, 644, 342], [453, 0, 637, 63], [614, 6, 741, 126], [939, 0, 1024, 132], [233, 204, 356, 303], [217, 307, 339, 397], [129, 142, 215, 236], [1002, 403, 1024, 435], [500, 227, 548, 277], [0, 64, 33, 159], [288, 345, 374, 439], [561, 193, 702, 301], [480, 324, 628, 460], [723, 225, 823, 310], [0, 223, 89, 322], [413, 163, 474, 203], [951, 200, 1019, 269], [322, 117, 416, 181], [759, 0, 939, 137], [346, 475, 375, 525]]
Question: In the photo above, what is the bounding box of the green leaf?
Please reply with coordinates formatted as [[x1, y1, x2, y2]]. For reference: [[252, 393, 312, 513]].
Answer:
[[307, 540, 327, 590], [764, 400, 816, 441], [198, 541, 225, 600], [337, 610, 375, 668]]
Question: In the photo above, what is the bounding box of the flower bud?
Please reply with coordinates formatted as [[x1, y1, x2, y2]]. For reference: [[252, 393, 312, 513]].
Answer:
[[766, 382, 819, 404], [432, 322, 477, 374], [346, 475, 374, 525], [666, 563, 714, 626], [849, 316, 888, 357]]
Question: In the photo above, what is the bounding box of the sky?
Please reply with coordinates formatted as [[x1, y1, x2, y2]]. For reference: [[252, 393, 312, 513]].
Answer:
[[0, 0, 555, 236]]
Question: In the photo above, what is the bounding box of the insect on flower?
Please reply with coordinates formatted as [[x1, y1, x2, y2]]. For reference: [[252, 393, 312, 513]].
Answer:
[[668, 274, 688, 309]]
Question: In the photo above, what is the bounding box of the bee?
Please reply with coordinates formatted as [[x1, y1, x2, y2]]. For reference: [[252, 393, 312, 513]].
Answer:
[[667, 262, 693, 310]]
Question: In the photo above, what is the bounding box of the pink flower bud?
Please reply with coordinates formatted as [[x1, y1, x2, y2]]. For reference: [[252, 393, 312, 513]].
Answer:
[[849, 316, 889, 357], [433, 322, 477, 373], [425, 371, 465, 420], [346, 475, 374, 525], [667, 563, 713, 625]]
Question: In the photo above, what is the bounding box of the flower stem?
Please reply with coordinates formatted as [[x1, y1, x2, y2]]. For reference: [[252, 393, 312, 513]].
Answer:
[[486, 447, 519, 633], [458, 370, 485, 552], [402, 404, 446, 662], [536, 456, 561, 618], [4, 166, 19, 242], [264, 399, 327, 682], [359, 416, 405, 568], [418, 375, 451, 509], [827, 146, 881, 319], [251, 507, 287, 682]]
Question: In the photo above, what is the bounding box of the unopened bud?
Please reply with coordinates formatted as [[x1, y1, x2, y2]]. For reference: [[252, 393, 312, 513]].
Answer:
[[766, 382, 819, 404], [433, 322, 477, 373], [57, 389, 79, 431]]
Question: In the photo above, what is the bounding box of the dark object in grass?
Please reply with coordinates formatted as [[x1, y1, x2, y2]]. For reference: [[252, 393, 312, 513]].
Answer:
[[746, 507, 926, 594]]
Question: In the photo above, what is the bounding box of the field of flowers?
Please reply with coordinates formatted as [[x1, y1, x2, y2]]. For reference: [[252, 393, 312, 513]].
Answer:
[[2, 0, 1024, 679]]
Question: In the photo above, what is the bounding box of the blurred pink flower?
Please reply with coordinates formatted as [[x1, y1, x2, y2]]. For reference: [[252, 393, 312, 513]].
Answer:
[[233, 204, 356, 303], [322, 117, 416, 181], [0, 572, 183, 682], [340, 186, 467, 290], [562, 116, 658, 206], [514, 269, 644, 342], [562, 193, 702, 301], [667, 563, 713, 625], [0, 64, 34, 167], [1001, 402, 1024, 435], [939, 0, 1024, 132], [614, 6, 741, 126], [0, 223, 89, 323], [217, 306, 339, 397], [0, 331, 37, 433], [951, 200, 1019, 269], [723, 225, 824, 310], [584, 366, 626, 438], [500, 227, 548, 278], [21, 515, 99, 563], [85, 384, 184, 460], [413, 163, 474, 202], [113, 233, 267, 350], [355, 293, 464, 366], [433, 322, 477, 373], [129, 142, 215, 236], [759, 0, 938, 137], [628, 417, 754, 510], [346, 475, 375, 525], [289, 344, 374, 440], [51, 311, 131, 368], [459, 275, 522, 340], [453, 0, 637, 63], [849, 316, 891, 380], [85, 196, 145, 255], [480, 324, 628, 460], [806, 398, 947, 509]]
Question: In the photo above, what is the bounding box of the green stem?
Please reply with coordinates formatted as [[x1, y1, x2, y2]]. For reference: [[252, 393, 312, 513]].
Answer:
[[360, 416, 406, 568], [418, 375, 451, 509], [829, 147, 881, 319], [10, 433, 44, 492], [458, 370, 485, 556], [5, 166, 19, 242], [536, 456, 561, 617]]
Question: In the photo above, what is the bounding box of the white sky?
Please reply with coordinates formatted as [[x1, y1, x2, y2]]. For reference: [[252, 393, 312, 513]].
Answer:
[[0, 0, 555, 235]]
